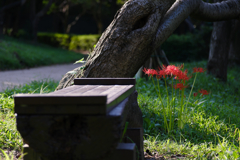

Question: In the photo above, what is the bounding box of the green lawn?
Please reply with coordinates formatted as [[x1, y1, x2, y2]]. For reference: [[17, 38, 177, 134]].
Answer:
[[0, 36, 84, 70], [1, 61, 240, 159]]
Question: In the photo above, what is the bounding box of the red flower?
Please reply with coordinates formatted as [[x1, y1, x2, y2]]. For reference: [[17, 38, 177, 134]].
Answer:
[[199, 89, 209, 96], [165, 65, 181, 76], [158, 70, 167, 79], [143, 68, 157, 76], [174, 83, 187, 90], [177, 70, 190, 82], [193, 92, 198, 97], [193, 67, 205, 73]]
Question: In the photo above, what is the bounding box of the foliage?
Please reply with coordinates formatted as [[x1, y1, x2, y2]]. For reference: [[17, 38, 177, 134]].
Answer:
[[143, 65, 208, 133], [137, 61, 240, 159], [0, 36, 83, 70], [1, 60, 240, 159], [37, 33, 100, 51], [162, 26, 212, 62], [0, 80, 58, 157]]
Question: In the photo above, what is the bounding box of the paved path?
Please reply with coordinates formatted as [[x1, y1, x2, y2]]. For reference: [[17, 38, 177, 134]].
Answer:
[[0, 64, 80, 92]]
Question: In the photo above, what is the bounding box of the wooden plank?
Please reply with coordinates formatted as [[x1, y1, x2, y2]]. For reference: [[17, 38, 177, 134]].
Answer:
[[104, 143, 136, 160], [107, 97, 129, 128], [15, 104, 106, 114], [23, 144, 41, 160], [74, 78, 136, 85], [66, 85, 112, 95], [107, 85, 135, 108], [107, 97, 128, 116], [14, 94, 106, 105], [125, 128, 144, 160], [48, 85, 82, 95], [64, 85, 99, 94], [81, 85, 114, 95]]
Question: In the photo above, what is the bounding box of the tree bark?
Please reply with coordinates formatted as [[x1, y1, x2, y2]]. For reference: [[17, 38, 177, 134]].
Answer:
[[32, 0, 55, 42], [207, 0, 240, 81], [207, 20, 232, 82], [66, 9, 86, 34], [0, 0, 26, 37], [57, 0, 240, 90], [228, 20, 240, 66]]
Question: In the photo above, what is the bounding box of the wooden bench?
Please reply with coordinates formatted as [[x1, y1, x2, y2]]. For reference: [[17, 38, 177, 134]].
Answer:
[[14, 78, 143, 160]]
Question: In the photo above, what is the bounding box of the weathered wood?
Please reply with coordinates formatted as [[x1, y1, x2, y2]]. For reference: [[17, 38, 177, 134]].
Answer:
[[17, 115, 122, 160], [104, 143, 136, 160], [23, 144, 41, 160], [14, 94, 107, 105], [125, 128, 144, 160], [15, 78, 143, 160], [14, 85, 135, 115], [48, 85, 82, 95], [23, 143, 136, 160], [74, 78, 136, 85]]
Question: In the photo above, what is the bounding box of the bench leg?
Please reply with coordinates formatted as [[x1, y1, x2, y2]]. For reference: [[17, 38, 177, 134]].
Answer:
[[23, 144, 41, 160], [104, 143, 136, 160], [125, 128, 144, 160]]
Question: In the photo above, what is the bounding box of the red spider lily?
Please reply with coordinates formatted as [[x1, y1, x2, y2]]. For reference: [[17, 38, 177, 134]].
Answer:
[[193, 67, 205, 73], [158, 69, 167, 79], [165, 65, 181, 76], [174, 83, 187, 90], [143, 68, 158, 76], [176, 69, 190, 82], [199, 89, 209, 96], [193, 92, 198, 97]]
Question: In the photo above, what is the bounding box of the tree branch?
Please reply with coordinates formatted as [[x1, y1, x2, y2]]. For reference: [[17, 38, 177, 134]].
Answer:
[[154, 0, 200, 48], [35, 0, 55, 18], [66, 9, 86, 33], [0, 0, 25, 12], [154, 0, 240, 49], [192, 0, 240, 21]]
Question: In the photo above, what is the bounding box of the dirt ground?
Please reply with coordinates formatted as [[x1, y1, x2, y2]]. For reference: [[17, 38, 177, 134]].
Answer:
[[0, 63, 80, 92]]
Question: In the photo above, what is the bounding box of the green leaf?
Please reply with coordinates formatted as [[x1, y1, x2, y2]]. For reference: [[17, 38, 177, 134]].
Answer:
[[67, 71, 77, 75], [74, 58, 85, 64]]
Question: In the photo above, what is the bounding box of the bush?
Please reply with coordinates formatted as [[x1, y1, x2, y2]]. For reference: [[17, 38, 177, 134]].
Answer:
[[38, 33, 100, 51], [161, 26, 212, 62]]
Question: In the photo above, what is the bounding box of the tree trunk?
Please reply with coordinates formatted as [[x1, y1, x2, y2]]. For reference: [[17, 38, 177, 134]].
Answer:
[[0, 0, 26, 37], [66, 9, 86, 34], [207, 20, 232, 82], [32, 0, 55, 42], [57, 0, 240, 90], [228, 20, 240, 66], [0, 12, 4, 37], [207, 0, 240, 81]]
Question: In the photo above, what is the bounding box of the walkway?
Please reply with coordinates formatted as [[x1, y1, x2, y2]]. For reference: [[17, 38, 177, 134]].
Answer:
[[0, 64, 80, 92]]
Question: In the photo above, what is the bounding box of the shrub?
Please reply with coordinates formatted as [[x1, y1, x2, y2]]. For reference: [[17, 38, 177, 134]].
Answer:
[[37, 33, 100, 51], [161, 26, 212, 62]]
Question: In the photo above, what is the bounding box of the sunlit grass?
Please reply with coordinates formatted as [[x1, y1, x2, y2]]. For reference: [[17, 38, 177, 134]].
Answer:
[[1, 61, 240, 159], [137, 61, 240, 159], [0, 80, 58, 159]]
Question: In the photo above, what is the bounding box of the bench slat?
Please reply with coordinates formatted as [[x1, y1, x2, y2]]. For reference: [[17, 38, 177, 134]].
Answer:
[[74, 78, 136, 85], [64, 85, 100, 95], [48, 85, 82, 95], [15, 104, 106, 114]]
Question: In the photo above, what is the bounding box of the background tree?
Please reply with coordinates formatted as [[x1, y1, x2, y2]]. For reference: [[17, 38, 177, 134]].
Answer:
[[57, 0, 240, 90], [31, 0, 56, 41], [48, 0, 85, 33], [207, 7, 240, 82], [0, 0, 26, 37]]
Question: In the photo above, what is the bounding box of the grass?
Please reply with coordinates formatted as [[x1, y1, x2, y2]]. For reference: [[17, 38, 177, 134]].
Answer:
[[1, 61, 240, 159], [0, 80, 58, 159], [137, 61, 240, 159], [0, 36, 84, 70]]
